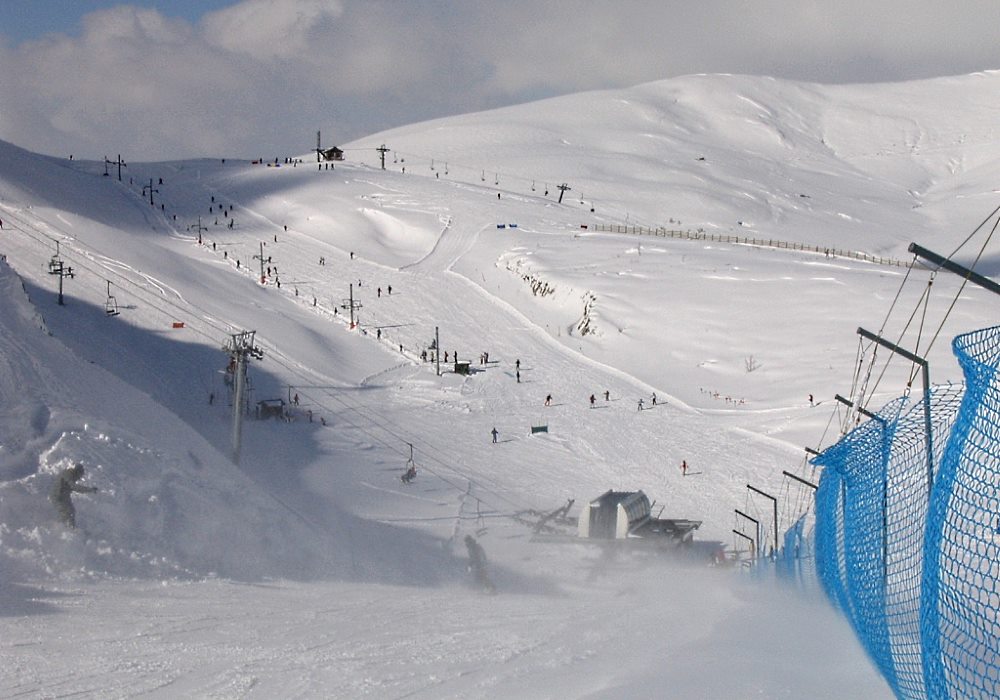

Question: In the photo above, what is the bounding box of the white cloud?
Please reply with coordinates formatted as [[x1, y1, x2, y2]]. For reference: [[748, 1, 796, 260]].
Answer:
[[202, 0, 344, 60], [0, 0, 998, 160]]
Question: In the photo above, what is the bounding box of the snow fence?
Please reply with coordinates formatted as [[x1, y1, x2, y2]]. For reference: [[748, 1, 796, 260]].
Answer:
[[786, 325, 1000, 699]]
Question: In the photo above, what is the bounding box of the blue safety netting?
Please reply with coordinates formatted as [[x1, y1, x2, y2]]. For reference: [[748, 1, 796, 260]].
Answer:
[[922, 327, 1000, 699], [775, 513, 815, 590], [802, 324, 1000, 699]]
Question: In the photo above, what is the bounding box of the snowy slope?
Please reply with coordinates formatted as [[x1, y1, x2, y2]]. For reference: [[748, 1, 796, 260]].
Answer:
[[5, 70, 999, 696]]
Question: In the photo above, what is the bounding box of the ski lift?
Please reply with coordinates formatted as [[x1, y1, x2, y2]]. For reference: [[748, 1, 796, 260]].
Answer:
[[531, 180, 536, 192], [530, 411, 549, 434], [544, 184, 549, 196], [494, 173, 500, 186], [481, 170, 486, 182], [393, 152, 398, 163], [401, 442, 417, 483], [105, 280, 120, 316], [48, 241, 62, 270], [444, 162, 449, 175], [430, 159, 435, 171]]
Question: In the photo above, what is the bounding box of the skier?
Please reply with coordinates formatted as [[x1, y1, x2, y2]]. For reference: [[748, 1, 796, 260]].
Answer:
[[516, 370, 521, 383], [589, 394, 596, 408], [809, 394, 814, 406], [651, 392, 657, 407], [491, 427, 499, 444], [376, 328, 381, 340], [515, 358, 521, 370], [464, 535, 495, 593], [604, 390, 610, 401], [387, 285, 392, 295], [544, 394, 552, 406], [637, 398, 644, 411], [50, 463, 98, 528], [378, 287, 382, 298], [681, 460, 688, 476]]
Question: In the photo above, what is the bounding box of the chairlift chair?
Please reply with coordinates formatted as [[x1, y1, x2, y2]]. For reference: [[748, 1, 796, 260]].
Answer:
[[104, 281, 120, 316]]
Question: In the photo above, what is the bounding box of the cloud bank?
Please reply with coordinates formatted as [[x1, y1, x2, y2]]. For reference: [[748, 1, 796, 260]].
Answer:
[[1, 0, 998, 160]]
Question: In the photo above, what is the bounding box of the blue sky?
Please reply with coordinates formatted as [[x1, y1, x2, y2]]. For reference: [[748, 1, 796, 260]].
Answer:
[[0, 1, 232, 43], [1, 1, 999, 160]]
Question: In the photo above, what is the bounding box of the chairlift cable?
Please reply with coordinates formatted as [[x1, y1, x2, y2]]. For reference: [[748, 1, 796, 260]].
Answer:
[[944, 202, 1000, 260], [864, 273, 934, 412], [923, 210, 1000, 357]]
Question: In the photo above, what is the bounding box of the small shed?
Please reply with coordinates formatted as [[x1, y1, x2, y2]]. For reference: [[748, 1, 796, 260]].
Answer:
[[454, 360, 471, 375], [320, 147, 344, 161], [578, 490, 651, 539]]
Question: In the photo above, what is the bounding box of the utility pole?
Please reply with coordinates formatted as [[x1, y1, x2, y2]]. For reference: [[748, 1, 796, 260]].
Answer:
[[341, 283, 362, 328], [225, 330, 264, 464], [104, 154, 126, 181], [557, 183, 571, 203], [315, 130, 323, 162], [142, 179, 159, 206], [188, 216, 207, 244], [252, 241, 267, 284], [47, 242, 74, 305], [377, 144, 390, 170]]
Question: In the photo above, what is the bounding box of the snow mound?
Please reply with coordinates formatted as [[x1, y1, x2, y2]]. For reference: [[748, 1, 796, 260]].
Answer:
[[0, 259, 331, 582]]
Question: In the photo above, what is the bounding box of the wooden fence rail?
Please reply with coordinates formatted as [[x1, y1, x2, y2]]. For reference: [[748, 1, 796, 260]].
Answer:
[[585, 223, 914, 269]]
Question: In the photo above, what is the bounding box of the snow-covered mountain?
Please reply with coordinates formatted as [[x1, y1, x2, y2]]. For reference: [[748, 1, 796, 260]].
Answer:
[[4, 71, 998, 696]]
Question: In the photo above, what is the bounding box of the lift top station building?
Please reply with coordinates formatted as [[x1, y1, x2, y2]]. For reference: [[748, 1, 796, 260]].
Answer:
[[577, 490, 701, 545]]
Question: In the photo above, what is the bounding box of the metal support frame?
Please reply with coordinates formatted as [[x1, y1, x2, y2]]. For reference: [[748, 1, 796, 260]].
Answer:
[[732, 529, 756, 559], [782, 470, 818, 490], [47, 243, 74, 306], [734, 509, 761, 559], [341, 283, 362, 328], [225, 330, 264, 464], [556, 183, 571, 203], [747, 484, 778, 556], [835, 393, 880, 422], [253, 241, 267, 285], [908, 242, 1000, 297], [857, 327, 933, 494]]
